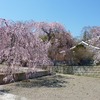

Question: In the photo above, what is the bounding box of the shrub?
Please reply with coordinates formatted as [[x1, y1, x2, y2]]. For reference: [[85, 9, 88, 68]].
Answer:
[[72, 44, 94, 65]]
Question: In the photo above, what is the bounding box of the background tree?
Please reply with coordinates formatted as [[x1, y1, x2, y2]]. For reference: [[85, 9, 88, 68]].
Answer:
[[82, 26, 100, 46], [81, 26, 100, 65], [34, 22, 67, 41], [33, 22, 74, 65]]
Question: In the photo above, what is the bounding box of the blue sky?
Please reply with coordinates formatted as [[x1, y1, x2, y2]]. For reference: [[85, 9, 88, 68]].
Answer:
[[0, 0, 100, 37]]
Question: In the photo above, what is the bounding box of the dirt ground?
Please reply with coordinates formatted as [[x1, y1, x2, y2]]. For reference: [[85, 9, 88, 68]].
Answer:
[[0, 74, 100, 100]]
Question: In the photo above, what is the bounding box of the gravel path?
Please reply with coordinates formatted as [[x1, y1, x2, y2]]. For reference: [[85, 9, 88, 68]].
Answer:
[[0, 74, 100, 100]]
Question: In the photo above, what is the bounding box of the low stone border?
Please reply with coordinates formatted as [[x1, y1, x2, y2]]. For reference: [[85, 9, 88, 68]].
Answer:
[[0, 70, 51, 85]]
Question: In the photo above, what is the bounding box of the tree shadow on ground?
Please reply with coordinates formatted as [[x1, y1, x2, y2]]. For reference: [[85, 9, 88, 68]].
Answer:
[[0, 89, 10, 95], [15, 74, 73, 88]]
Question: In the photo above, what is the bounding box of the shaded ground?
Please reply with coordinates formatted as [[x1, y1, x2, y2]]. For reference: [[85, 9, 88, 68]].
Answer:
[[0, 74, 100, 100]]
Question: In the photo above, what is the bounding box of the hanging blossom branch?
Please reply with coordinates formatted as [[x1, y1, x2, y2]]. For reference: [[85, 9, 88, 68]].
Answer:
[[0, 19, 53, 83]]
